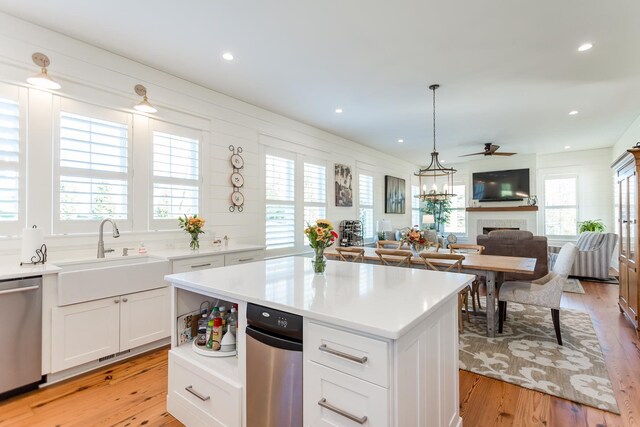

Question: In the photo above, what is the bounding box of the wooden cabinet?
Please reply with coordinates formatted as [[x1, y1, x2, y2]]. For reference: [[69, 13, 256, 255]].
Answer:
[[614, 148, 640, 336], [51, 287, 170, 372]]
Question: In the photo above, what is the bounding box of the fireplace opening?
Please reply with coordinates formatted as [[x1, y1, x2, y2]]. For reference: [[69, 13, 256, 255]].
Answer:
[[483, 227, 519, 235]]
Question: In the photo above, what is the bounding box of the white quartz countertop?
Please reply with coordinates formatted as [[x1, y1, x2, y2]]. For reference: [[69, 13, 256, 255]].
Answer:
[[150, 243, 265, 260], [0, 263, 61, 281], [0, 243, 264, 281], [165, 256, 474, 339]]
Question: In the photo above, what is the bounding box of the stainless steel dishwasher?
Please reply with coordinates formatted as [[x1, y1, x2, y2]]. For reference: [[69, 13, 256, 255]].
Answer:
[[246, 303, 303, 427], [0, 276, 42, 399]]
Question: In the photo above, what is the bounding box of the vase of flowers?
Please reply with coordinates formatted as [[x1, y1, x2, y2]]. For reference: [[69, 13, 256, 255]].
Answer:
[[304, 219, 339, 274], [401, 228, 427, 256], [178, 214, 206, 250]]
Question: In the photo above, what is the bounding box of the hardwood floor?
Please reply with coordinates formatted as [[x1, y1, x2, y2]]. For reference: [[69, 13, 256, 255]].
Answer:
[[0, 347, 181, 427], [460, 280, 640, 427], [0, 280, 637, 426]]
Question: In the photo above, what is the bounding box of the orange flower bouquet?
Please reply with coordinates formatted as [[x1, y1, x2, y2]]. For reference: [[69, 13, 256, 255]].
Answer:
[[304, 219, 339, 273], [179, 214, 206, 250]]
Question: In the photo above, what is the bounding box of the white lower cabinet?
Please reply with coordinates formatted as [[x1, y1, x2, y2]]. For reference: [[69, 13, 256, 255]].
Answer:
[[51, 287, 170, 372], [305, 360, 388, 426], [167, 349, 241, 427]]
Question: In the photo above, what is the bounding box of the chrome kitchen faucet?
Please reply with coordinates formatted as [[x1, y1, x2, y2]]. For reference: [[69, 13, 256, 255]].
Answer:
[[97, 218, 120, 258]]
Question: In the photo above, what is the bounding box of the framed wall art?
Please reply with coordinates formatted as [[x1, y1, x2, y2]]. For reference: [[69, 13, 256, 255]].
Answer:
[[335, 163, 353, 207], [385, 175, 406, 214]]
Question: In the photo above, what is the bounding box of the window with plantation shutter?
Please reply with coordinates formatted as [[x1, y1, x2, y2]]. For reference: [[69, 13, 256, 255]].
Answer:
[[304, 162, 326, 225], [411, 185, 420, 227], [57, 110, 130, 227], [0, 97, 20, 224], [359, 174, 374, 239], [266, 154, 295, 249], [444, 184, 466, 234], [152, 130, 200, 220]]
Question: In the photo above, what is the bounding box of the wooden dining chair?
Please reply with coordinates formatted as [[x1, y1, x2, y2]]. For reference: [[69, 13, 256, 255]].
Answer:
[[335, 247, 365, 263], [419, 252, 469, 332], [449, 244, 485, 313], [375, 249, 413, 267], [376, 240, 401, 249]]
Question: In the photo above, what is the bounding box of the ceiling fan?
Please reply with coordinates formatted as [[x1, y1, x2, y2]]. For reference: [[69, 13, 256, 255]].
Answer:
[[459, 143, 516, 157]]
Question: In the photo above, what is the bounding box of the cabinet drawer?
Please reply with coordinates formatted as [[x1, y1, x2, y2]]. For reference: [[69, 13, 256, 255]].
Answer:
[[306, 321, 389, 388], [224, 250, 264, 266], [172, 255, 225, 273], [304, 360, 388, 426], [168, 350, 241, 427]]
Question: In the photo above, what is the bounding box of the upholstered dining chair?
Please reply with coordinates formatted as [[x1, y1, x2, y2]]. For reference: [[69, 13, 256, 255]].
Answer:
[[375, 249, 413, 267], [336, 247, 364, 262], [419, 252, 469, 332], [498, 242, 578, 346], [449, 244, 485, 313], [335, 247, 365, 263]]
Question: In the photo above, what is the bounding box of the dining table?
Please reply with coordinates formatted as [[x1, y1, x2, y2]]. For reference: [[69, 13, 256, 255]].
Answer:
[[325, 246, 537, 338]]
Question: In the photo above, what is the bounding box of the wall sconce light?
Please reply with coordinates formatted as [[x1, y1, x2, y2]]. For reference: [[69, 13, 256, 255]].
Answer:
[[26, 52, 61, 90], [133, 84, 157, 113]]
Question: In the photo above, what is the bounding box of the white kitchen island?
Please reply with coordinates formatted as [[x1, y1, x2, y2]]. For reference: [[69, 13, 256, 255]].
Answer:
[[165, 256, 473, 427]]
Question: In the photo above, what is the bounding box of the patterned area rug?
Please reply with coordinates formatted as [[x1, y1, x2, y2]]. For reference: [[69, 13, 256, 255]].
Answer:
[[459, 303, 620, 414], [564, 278, 585, 294]]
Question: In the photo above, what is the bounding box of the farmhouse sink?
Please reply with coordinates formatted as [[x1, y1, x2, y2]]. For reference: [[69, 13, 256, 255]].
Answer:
[[56, 256, 171, 306]]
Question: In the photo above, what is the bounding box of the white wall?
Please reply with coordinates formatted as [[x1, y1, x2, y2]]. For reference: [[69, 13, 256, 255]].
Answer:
[[612, 113, 640, 162], [0, 12, 415, 259]]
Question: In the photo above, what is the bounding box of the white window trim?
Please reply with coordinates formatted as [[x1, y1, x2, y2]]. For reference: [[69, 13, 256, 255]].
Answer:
[[0, 84, 26, 236], [148, 119, 205, 231], [542, 173, 579, 239], [357, 172, 375, 243], [52, 97, 133, 235]]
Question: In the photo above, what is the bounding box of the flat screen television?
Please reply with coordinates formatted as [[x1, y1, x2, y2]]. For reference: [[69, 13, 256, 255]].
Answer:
[[472, 168, 530, 202]]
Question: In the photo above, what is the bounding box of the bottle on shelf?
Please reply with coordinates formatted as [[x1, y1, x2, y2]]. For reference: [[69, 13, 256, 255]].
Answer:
[[219, 306, 228, 333], [211, 317, 223, 350], [209, 306, 220, 321], [229, 306, 238, 337], [196, 313, 208, 346], [205, 319, 214, 349]]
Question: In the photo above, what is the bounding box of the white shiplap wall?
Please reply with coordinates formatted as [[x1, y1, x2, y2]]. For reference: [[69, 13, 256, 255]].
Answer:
[[0, 12, 415, 258]]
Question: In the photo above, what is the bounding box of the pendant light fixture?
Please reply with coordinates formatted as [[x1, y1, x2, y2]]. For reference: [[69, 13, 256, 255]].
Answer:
[[26, 52, 61, 90], [133, 84, 157, 113], [414, 84, 456, 201]]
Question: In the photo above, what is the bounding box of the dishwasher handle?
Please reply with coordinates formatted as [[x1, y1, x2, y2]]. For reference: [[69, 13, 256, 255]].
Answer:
[[0, 285, 40, 296], [246, 325, 302, 352]]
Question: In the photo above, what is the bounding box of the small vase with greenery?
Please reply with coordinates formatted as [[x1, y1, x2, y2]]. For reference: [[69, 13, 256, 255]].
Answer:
[[578, 219, 605, 233], [304, 220, 339, 273]]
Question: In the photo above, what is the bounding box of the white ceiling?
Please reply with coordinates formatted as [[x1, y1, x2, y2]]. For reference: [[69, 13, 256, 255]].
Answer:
[[1, 0, 639, 163]]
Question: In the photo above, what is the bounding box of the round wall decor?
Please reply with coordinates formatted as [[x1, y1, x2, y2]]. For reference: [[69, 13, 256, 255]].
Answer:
[[229, 145, 245, 212]]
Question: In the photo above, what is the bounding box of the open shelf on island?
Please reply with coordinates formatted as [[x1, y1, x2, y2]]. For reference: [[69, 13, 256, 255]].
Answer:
[[465, 206, 539, 212], [172, 340, 240, 385]]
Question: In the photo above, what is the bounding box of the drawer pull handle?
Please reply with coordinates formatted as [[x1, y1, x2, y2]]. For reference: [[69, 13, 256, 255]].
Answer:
[[185, 385, 210, 401], [191, 263, 212, 268], [318, 344, 368, 364], [318, 398, 368, 424], [238, 258, 253, 262]]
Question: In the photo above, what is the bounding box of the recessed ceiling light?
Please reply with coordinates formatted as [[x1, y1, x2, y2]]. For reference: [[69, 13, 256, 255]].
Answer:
[[222, 52, 234, 61], [564, 145, 571, 149], [577, 43, 593, 52], [569, 110, 579, 115], [398, 139, 404, 143], [335, 108, 343, 114]]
